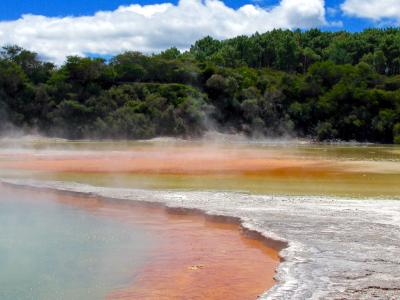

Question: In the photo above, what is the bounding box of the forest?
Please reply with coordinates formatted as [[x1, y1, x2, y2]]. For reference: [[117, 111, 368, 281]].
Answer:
[[1, 28, 400, 143]]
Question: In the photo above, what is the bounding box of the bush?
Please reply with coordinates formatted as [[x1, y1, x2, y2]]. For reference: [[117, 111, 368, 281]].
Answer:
[[394, 123, 400, 144]]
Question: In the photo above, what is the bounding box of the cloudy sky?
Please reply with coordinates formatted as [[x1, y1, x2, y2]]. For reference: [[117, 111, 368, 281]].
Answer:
[[0, 0, 398, 63]]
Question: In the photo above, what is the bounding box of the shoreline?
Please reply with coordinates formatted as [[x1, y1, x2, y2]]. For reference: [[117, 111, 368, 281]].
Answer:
[[1, 180, 289, 255], [1, 181, 282, 300], [3, 178, 400, 299]]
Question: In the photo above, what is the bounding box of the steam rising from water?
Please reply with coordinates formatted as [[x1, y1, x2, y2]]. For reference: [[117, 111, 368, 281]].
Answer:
[[0, 137, 399, 299], [1, 136, 400, 197]]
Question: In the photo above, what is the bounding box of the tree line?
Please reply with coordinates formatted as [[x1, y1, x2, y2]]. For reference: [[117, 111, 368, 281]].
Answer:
[[1, 28, 400, 143]]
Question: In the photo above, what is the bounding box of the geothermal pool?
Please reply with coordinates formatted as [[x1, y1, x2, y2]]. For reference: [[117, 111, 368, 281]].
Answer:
[[1, 136, 400, 299], [1, 137, 400, 197], [0, 184, 279, 300], [0, 186, 154, 299]]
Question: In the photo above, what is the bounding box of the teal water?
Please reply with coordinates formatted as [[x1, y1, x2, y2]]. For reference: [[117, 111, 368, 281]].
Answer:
[[0, 186, 155, 300]]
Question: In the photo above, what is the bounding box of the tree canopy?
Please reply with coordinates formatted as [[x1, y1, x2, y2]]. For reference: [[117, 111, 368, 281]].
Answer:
[[1, 28, 400, 143]]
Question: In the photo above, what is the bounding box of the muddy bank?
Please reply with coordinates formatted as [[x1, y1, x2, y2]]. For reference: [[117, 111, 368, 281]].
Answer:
[[3, 179, 399, 299]]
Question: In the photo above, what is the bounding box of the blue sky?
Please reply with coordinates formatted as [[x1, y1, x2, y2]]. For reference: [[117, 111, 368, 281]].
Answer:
[[0, 0, 398, 63], [0, 0, 377, 31]]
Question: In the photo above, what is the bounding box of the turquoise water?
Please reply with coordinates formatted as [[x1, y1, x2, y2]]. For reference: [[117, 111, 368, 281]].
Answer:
[[0, 186, 155, 300]]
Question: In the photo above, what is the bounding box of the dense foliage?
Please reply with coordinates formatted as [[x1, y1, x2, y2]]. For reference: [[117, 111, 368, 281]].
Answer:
[[1, 28, 400, 143]]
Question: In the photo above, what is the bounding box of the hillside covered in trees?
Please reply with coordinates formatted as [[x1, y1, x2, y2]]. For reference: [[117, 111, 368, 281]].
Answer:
[[1, 28, 400, 143]]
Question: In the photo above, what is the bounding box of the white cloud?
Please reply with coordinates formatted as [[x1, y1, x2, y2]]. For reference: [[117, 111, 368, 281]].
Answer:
[[341, 0, 400, 22], [0, 0, 327, 64]]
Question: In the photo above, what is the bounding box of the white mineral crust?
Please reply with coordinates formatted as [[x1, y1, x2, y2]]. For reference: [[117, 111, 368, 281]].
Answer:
[[2, 179, 399, 299]]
